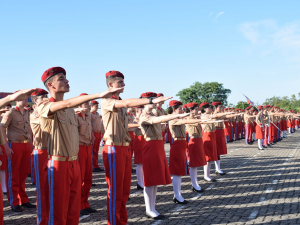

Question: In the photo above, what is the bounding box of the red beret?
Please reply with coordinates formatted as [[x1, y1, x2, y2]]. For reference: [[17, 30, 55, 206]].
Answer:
[[211, 102, 222, 106], [224, 108, 228, 110], [169, 100, 183, 107], [182, 104, 187, 109], [157, 93, 164, 97], [186, 102, 198, 108], [140, 92, 155, 98], [292, 110, 295, 113], [152, 93, 157, 97], [90, 100, 99, 104], [31, 89, 48, 96], [105, 71, 124, 79], [199, 102, 209, 109], [258, 106, 263, 110], [241, 109, 245, 112], [235, 109, 239, 111], [6, 104, 11, 107], [80, 93, 88, 96], [42, 67, 66, 84]]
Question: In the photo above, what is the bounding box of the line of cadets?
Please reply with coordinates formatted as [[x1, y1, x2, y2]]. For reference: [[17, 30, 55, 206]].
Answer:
[[0, 68, 299, 225]]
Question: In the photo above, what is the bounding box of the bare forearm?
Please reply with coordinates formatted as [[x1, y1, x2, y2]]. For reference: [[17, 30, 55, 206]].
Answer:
[[128, 123, 140, 128], [174, 119, 203, 125], [50, 93, 102, 113], [114, 98, 149, 109], [152, 114, 179, 124], [1, 127, 8, 147], [0, 96, 12, 109]]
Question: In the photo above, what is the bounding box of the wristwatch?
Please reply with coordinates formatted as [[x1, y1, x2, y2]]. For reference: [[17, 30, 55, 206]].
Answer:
[[149, 97, 153, 104]]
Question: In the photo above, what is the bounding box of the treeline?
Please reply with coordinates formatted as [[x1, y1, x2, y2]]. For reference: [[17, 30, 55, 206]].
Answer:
[[176, 82, 300, 112]]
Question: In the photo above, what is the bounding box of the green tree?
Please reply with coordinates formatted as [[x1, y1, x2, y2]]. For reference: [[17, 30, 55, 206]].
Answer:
[[235, 101, 249, 109], [176, 82, 231, 105]]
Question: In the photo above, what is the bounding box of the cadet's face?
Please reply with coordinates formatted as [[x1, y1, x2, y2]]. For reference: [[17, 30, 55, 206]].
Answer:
[[206, 107, 212, 114], [82, 102, 90, 110], [111, 77, 125, 93], [50, 73, 70, 93], [35, 95, 47, 105], [17, 99, 28, 107], [91, 104, 98, 111], [174, 106, 182, 114]]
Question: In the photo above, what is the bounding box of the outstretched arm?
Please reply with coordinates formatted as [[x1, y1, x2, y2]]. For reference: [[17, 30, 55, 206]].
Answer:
[[49, 88, 124, 113], [0, 88, 38, 109], [114, 96, 172, 109]]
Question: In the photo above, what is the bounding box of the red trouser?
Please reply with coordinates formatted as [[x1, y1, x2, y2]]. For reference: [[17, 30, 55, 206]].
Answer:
[[0, 185, 3, 225], [6, 142, 31, 208], [46, 158, 81, 225], [31, 153, 35, 184], [33, 149, 49, 225], [92, 132, 101, 169], [78, 145, 93, 210], [128, 131, 135, 158], [103, 145, 131, 225]]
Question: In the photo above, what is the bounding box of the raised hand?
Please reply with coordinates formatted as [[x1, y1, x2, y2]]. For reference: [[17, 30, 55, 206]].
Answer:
[[153, 96, 172, 104], [99, 88, 125, 98], [9, 88, 39, 102], [178, 113, 190, 118]]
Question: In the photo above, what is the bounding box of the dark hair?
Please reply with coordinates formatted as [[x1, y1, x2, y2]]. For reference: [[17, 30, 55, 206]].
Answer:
[[212, 105, 221, 111], [185, 106, 197, 113], [200, 105, 210, 114], [168, 105, 181, 114]]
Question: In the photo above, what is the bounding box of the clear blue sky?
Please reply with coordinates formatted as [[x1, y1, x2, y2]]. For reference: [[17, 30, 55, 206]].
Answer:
[[1, 1, 300, 109]]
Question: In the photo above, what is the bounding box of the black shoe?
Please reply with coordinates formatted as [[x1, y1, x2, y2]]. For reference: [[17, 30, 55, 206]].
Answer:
[[80, 209, 90, 215], [215, 171, 226, 176], [204, 178, 216, 182], [12, 205, 23, 212], [27, 173, 31, 177], [86, 207, 97, 213], [146, 212, 166, 220], [262, 145, 268, 148], [173, 197, 189, 204], [93, 168, 104, 172], [137, 184, 144, 190], [21, 202, 36, 208], [3, 192, 7, 195], [271, 143, 275, 145], [92, 183, 97, 186], [32, 182, 35, 185], [132, 168, 136, 173], [192, 187, 204, 193], [258, 148, 264, 150], [267, 144, 271, 146]]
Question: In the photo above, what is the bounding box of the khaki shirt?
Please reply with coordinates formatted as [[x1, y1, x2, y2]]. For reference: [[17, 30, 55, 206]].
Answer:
[[139, 112, 162, 139], [101, 97, 131, 144], [152, 107, 165, 116], [30, 109, 51, 149], [38, 100, 79, 157], [152, 107, 166, 132], [1, 107, 31, 141], [201, 114, 215, 133], [77, 112, 92, 145], [91, 111, 102, 131], [213, 113, 225, 129], [244, 114, 253, 124], [168, 118, 186, 138], [185, 118, 202, 138], [127, 113, 136, 132]]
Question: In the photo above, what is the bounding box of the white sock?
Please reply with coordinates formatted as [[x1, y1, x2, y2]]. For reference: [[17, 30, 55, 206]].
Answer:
[[214, 160, 223, 173], [0, 171, 6, 192], [172, 175, 184, 202], [136, 164, 144, 188], [144, 186, 159, 217], [151, 186, 159, 215], [204, 161, 213, 180], [190, 167, 201, 190]]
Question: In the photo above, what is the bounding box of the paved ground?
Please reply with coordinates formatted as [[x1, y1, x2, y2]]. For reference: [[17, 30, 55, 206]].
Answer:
[[3, 130, 300, 225]]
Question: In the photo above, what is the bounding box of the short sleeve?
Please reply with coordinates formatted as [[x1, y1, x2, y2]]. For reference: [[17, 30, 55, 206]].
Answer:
[[101, 98, 116, 112], [140, 114, 155, 126], [0, 110, 13, 128], [37, 101, 55, 119]]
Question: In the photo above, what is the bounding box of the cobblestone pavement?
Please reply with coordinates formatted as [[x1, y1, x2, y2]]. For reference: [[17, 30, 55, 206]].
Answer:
[[3, 131, 300, 225]]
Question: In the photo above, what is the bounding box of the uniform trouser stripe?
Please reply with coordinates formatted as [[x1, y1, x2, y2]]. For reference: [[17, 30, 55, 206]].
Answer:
[[108, 147, 113, 225], [48, 160, 54, 225], [34, 150, 42, 224], [31, 155, 34, 183], [7, 143, 14, 208], [112, 147, 117, 225], [245, 125, 248, 143]]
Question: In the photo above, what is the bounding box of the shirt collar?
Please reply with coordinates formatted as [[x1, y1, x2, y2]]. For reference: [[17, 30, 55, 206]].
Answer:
[[15, 106, 27, 112], [78, 113, 88, 117], [49, 97, 56, 102], [112, 95, 122, 100]]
